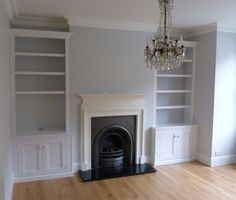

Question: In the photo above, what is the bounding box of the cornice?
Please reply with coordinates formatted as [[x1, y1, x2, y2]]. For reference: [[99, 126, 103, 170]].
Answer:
[[184, 23, 217, 37], [3, 0, 18, 20], [65, 15, 157, 32]]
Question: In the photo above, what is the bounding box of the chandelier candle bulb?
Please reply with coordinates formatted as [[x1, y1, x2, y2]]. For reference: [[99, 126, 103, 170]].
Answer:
[[144, 0, 186, 71]]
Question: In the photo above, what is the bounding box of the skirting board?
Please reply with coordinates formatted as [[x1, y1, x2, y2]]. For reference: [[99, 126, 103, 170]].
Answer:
[[196, 153, 211, 166], [196, 153, 236, 167], [14, 172, 74, 183], [211, 154, 236, 167], [73, 163, 81, 173], [154, 157, 196, 166], [8, 172, 14, 200]]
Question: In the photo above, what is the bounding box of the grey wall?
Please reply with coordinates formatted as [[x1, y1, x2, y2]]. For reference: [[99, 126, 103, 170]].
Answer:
[[212, 32, 236, 157], [69, 26, 155, 164], [193, 32, 217, 158], [0, 0, 12, 199]]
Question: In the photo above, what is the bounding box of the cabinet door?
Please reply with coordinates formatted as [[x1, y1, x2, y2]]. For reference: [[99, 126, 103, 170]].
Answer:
[[17, 141, 43, 177], [175, 128, 192, 158], [156, 130, 176, 160], [43, 137, 71, 174]]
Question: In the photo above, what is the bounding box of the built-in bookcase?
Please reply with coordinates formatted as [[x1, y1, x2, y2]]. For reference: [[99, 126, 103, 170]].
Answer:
[[11, 29, 72, 136], [154, 41, 198, 126], [11, 29, 73, 180]]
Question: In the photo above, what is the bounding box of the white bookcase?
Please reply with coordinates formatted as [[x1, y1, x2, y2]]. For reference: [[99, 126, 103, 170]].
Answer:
[[10, 29, 73, 180], [154, 41, 198, 126], [152, 41, 199, 166]]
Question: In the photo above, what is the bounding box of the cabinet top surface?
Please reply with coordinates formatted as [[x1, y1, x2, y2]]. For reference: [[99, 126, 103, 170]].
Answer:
[[156, 124, 198, 129]]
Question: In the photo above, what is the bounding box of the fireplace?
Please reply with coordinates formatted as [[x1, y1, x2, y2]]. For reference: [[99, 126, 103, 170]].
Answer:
[[91, 116, 136, 169], [79, 94, 156, 181]]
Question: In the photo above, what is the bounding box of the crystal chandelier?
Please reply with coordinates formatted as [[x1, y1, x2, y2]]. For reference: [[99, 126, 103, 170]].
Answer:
[[144, 0, 186, 71]]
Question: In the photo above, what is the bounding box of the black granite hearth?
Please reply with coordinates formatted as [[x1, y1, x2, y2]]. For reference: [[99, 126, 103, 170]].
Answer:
[[79, 163, 157, 182]]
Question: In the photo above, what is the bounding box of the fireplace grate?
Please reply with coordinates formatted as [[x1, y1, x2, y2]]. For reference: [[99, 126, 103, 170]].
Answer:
[[101, 149, 124, 168]]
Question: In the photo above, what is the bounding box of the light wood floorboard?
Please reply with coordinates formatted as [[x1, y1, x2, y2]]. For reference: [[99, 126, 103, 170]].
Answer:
[[12, 162, 236, 200]]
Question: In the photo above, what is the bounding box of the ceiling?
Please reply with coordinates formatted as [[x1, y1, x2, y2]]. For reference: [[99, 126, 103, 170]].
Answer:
[[13, 0, 236, 31]]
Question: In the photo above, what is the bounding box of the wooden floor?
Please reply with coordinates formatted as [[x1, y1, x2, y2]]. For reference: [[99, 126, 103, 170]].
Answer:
[[13, 162, 236, 200]]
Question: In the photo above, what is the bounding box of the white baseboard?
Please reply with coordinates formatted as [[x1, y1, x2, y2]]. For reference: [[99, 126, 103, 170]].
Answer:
[[154, 157, 196, 166], [14, 172, 74, 183], [197, 153, 236, 167], [9, 172, 14, 200], [211, 154, 236, 167], [72, 163, 81, 172], [196, 153, 211, 166]]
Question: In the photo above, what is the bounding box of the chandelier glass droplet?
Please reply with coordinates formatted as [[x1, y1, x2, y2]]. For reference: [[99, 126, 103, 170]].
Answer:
[[144, 0, 186, 71]]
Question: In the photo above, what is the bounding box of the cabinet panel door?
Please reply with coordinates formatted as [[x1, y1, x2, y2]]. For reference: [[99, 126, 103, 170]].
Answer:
[[175, 129, 192, 158], [43, 137, 71, 174], [18, 141, 43, 177], [156, 130, 176, 160]]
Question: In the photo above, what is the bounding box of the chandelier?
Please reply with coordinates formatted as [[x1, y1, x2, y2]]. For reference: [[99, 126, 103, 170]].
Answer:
[[144, 0, 186, 71]]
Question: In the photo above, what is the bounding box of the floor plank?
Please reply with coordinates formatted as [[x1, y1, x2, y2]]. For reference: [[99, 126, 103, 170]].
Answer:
[[13, 162, 236, 200]]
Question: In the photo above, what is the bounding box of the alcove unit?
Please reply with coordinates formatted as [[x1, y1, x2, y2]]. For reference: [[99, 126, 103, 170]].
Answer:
[[152, 41, 199, 165], [10, 29, 73, 181]]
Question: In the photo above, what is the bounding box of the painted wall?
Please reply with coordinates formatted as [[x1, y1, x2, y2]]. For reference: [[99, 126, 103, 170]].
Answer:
[[212, 32, 236, 157], [0, 0, 12, 199], [192, 32, 217, 158], [69, 26, 155, 165]]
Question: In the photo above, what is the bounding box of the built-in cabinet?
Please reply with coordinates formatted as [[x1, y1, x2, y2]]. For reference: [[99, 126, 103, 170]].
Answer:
[[13, 135, 72, 178], [10, 29, 73, 181], [153, 41, 198, 165], [152, 126, 198, 165]]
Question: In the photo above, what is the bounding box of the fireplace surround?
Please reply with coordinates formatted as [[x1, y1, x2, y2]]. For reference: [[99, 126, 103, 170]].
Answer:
[[79, 94, 146, 171], [79, 94, 156, 181]]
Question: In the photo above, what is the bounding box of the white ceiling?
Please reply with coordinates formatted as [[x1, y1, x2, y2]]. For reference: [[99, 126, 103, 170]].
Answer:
[[14, 0, 236, 31]]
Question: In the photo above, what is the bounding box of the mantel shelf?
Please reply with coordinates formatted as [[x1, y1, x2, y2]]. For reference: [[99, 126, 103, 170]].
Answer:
[[15, 52, 65, 57], [15, 72, 65, 76]]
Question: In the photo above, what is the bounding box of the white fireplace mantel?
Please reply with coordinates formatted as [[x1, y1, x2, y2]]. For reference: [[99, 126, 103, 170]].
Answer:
[[79, 93, 146, 171]]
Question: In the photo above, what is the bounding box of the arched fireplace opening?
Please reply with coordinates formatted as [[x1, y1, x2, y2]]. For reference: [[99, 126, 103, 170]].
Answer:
[[93, 125, 134, 169]]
